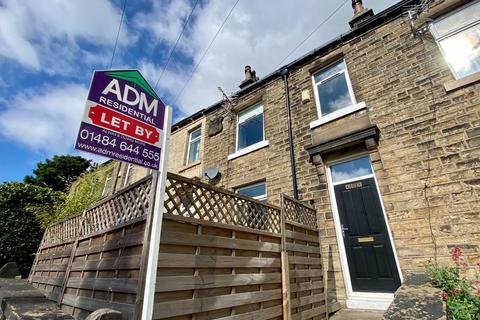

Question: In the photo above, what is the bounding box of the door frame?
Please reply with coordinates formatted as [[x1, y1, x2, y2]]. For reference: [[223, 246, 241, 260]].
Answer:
[[325, 153, 403, 310]]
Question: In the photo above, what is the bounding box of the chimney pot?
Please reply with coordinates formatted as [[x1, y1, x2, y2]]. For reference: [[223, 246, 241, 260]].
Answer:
[[239, 65, 259, 89]]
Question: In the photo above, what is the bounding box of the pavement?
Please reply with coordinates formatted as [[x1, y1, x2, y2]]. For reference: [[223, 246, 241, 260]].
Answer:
[[0, 278, 74, 319], [330, 309, 385, 320]]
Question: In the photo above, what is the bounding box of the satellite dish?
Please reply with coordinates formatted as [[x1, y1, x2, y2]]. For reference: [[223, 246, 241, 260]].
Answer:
[[203, 167, 221, 181]]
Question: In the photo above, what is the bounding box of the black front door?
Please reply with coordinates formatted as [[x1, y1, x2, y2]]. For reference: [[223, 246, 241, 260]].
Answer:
[[334, 177, 401, 293]]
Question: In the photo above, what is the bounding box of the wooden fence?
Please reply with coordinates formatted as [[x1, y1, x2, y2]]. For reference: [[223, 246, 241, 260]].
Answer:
[[29, 173, 327, 320]]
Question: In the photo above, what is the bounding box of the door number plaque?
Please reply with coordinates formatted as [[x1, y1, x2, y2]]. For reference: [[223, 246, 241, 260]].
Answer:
[[345, 182, 363, 190], [357, 236, 374, 243]]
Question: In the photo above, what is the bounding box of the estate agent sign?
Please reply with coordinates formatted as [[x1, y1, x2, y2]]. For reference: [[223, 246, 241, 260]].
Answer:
[[75, 70, 172, 320], [75, 70, 165, 170]]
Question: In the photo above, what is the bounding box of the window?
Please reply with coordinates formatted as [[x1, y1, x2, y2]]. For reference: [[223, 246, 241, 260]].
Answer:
[[330, 155, 373, 184], [235, 182, 268, 229], [237, 103, 264, 151], [236, 181, 267, 202], [123, 164, 134, 187], [430, 1, 480, 79], [313, 59, 356, 118], [102, 176, 112, 196], [186, 128, 201, 164]]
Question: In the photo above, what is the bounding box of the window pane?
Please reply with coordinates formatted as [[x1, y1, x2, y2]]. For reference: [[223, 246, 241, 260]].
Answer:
[[432, 2, 480, 38], [238, 103, 263, 123], [238, 113, 263, 150], [314, 60, 346, 83], [331, 156, 373, 183], [439, 25, 480, 79], [187, 139, 200, 164], [317, 73, 352, 115], [237, 183, 266, 199], [190, 128, 201, 140]]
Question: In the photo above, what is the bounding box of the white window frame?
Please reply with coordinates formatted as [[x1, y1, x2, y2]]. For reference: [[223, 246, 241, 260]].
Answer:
[[429, 0, 480, 80], [310, 59, 366, 129], [102, 176, 112, 196], [186, 127, 201, 165], [235, 181, 267, 201], [236, 103, 265, 152], [123, 164, 134, 187]]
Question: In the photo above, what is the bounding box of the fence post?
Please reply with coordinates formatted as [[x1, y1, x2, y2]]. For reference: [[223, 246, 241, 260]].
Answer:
[[57, 210, 87, 307], [280, 195, 291, 320], [28, 228, 48, 283]]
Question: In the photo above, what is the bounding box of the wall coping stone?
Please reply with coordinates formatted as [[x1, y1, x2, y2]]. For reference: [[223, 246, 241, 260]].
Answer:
[[383, 273, 446, 320]]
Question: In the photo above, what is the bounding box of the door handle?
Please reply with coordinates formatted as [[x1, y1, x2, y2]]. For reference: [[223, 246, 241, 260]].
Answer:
[[341, 224, 349, 237]]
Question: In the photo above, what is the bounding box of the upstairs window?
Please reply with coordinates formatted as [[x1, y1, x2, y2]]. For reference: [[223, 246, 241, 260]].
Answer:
[[236, 181, 267, 202], [313, 59, 356, 118], [186, 127, 201, 164], [237, 103, 264, 151], [430, 1, 480, 79]]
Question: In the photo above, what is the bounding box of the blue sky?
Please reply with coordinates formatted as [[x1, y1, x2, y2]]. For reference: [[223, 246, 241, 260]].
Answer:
[[0, 0, 399, 182]]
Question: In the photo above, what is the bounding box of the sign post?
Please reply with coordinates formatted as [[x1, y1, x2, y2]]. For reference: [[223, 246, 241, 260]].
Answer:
[[74, 70, 171, 320], [141, 105, 171, 320]]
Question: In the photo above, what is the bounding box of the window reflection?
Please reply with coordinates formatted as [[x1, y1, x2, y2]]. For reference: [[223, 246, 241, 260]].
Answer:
[[331, 156, 373, 183], [430, 1, 480, 79], [313, 59, 355, 118]]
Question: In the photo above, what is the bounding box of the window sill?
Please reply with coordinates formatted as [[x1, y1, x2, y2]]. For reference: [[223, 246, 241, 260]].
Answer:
[[228, 140, 269, 161], [444, 72, 480, 92], [309, 101, 366, 129], [179, 161, 201, 173]]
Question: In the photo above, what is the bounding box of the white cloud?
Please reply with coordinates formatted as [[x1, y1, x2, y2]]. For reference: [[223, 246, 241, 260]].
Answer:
[[332, 167, 371, 182], [0, 84, 88, 155], [135, 0, 192, 45], [0, 0, 133, 73], [138, 0, 400, 117]]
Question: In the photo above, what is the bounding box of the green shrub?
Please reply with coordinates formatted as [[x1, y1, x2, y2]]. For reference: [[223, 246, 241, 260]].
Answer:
[[0, 182, 63, 277]]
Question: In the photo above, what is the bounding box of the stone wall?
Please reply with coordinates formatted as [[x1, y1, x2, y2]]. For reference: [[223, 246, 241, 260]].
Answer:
[[110, 0, 480, 306], [201, 80, 295, 204]]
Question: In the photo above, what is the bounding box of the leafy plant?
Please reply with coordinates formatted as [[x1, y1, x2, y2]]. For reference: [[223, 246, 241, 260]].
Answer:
[[426, 247, 480, 320], [54, 162, 114, 221]]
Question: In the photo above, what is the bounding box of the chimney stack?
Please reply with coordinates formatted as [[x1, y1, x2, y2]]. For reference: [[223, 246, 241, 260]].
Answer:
[[352, 0, 364, 14], [239, 65, 259, 89], [349, 0, 374, 28]]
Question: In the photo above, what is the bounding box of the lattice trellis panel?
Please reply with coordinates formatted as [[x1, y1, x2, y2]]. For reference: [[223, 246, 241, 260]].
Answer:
[[164, 173, 282, 233], [282, 195, 317, 229], [40, 177, 152, 247], [82, 178, 151, 235], [41, 214, 83, 247]]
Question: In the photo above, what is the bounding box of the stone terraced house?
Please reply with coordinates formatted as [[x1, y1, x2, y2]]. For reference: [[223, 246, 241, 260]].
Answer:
[[106, 0, 480, 310]]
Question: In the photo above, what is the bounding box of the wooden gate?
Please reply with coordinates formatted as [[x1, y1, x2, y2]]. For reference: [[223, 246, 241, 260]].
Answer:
[[29, 173, 327, 320]]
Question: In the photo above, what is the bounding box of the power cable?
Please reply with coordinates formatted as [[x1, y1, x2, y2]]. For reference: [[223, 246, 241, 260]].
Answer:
[[172, 0, 241, 106], [275, 0, 349, 69], [154, 0, 200, 90], [109, 0, 127, 69]]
